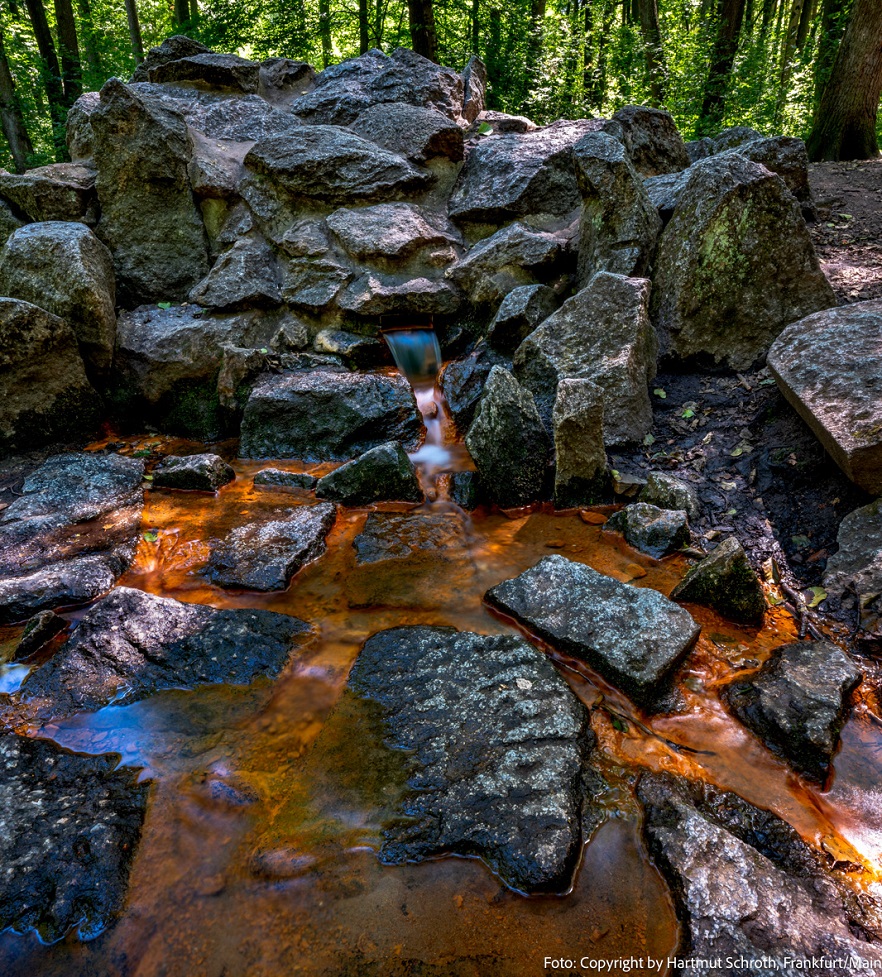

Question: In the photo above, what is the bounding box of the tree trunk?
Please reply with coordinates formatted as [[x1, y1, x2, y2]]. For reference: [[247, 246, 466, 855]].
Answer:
[[319, 0, 332, 67], [523, 0, 546, 104], [359, 0, 370, 52], [408, 0, 437, 62], [796, 0, 816, 48], [23, 0, 68, 159], [583, 0, 594, 104], [0, 27, 34, 172], [487, 6, 502, 107], [636, 0, 667, 104], [812, 0, 849, 110], [775, 0, 805, 121], [596, 0, 614, 108], [124, 0, 145, 64], [471, 0, 480, 53], [173, 0, 188, 25], [53, 0, 82, 105], [760, 0, 776, 32], [77, 0, 102, 76], [806, 0, 882, 160], [375, 0, 385, 47], [698, 0, 747, 134], [189, 0, 198, 18]]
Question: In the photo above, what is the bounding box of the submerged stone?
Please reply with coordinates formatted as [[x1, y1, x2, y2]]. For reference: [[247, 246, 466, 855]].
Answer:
[[485, 554, 700, 707], [346, 625, 604, 893], [604, 502, 690, 559], [671, 536, 766, 626], [152, 452, 235, 492], [14, 586, 309, 717], [206, 502, 336, 590], [253, 468, 318, 491], [12, 609, 68, 661], [315, 442, 422, 506], [0, 732, 149, 944]]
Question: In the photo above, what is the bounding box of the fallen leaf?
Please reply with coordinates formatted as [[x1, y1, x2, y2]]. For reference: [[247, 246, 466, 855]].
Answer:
[[653, 388, 666, 399], [807, 586, 827, 608], [142, 530, 159, 543], [625, 563, 647, 579], [580, 510, 607, 525], [791, 534, 811, 549]]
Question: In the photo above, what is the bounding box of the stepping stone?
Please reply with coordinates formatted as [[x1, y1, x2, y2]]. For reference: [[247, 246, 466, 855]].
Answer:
[[152, 452, 235, 492]]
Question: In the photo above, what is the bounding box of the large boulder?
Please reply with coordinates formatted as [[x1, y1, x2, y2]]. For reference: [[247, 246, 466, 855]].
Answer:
[[90, 78, 209, 305], [336, 272, 461, 316], [205, 502, 336, 590], [0, 732, 149, 943], [610, 105, 690, 176], [349, 101, 464, 163], [188, 236, 283, 310], [326, 202, 461, 262], [638, 773, 882, 970], [152, 452, 235, 492], [513, 271, 657, 446], [723, 640, 861, 780], [130, 34, 211, 83], [639, 471, 700, 521], [448, 119, 609, 223], [651, 153, 835, 369], [552, 378, 607, 508], [0, 299, 101, 456], [439, 341, 510, 432], [0, 452, 144, 624], [345, 625, 605, 893], [487, 283, 558, 354], [465, 365, 550, 508], [573, 131, 661, 284], [671, 536, 766, 626], [721, 135, 813, 210], [239, 368, 423, 461], [824, 498, 882, 600], [460, 55, 487, 123], [0, 162, 96, 223], [147, 52, 261, 92], [767, 300, 882, 494], [13, 587, 309, 718], [0, 222, 116, 374], [485, 554, 700, 708], [0, 198, 23, 247], [315, 442, 422, 505]]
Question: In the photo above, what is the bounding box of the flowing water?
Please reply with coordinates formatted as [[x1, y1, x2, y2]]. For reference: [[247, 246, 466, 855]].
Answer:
[[2, 335, 882, 976]]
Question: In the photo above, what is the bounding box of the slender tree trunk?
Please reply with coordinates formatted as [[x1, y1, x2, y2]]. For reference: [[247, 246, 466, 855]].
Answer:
[[471, 0, 480, 53], [760, 0, 776, 32], [173, 0, 188, 25], [698, 0, 747, 134], [125, 0, 145, 63], [359, 0, 370, 52], [77, 0, 101, 76], [523, 0, 546, 105], [23, 0, 68, 159], [375, 0, 385, 47], [487, 6, 502, 107], [796, 0, 816, 48], [0, 27, 34, 172], [319, 0, 332, 66], [408, 0, 437, 62], [53, 0, 82, 105], [775, 0, 805, 120], [583, 0, 594, 105], [189, 0, 198, 18], [807, 0, 882, 160], [596, 0, 614, 107], [812, 0, 849, 110], [636, 0, 667, 104]]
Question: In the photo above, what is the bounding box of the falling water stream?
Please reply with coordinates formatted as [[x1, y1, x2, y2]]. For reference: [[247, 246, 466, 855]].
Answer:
[[2, 332, 882, 975]]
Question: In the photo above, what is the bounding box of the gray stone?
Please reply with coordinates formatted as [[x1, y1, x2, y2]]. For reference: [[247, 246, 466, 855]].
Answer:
[[189, 237, 282, 310], [0, 299, 101, 457], [0, 162, 95, 223], [131, 34, 211, 83], [314, 329, 391, 369], [0, 198, 24, 247], [767, 300, 882, 494], [610, 105, 690, 176], [346, 625, 603, 893], [350, 102, 464, 163], [573, 131, 662, 284], [485, 554, 700, 707], [326, 202, 461, 261], [0, 731, 149, 943], [12, 610, 68, 661], [315, 442, 422, 505], [337, 273, 461, 316], [711, 125, 764, 152], [824, 498, 882, 601], [642, 170, 685, 222], [637, 773, 882, 973], [152, 452, 235, 492], [187, 131, 249, 199], [0, 452, 144, 624], [240, 369, 423, 461], [461, 56, 487, 123], [259, 58, 315, 101], [280, 255, 352, 312], [465, 366, 550, 508], [487, 284, 558, 354], [513, 271, 657, 446], [723, 640, 861, 780], [605, 502, 690, 559], [639, 471, 700, 521], [90, 78, 209, 305], [253, 468, 317, 491], [244, 124, 431, 204], [474, 110, 537, 134], [439, 341, 510, 432], [552, 378, 607, 509], [206, 502, 336, 590], [0, 221, 116, 373], [651, 153, 835, 369], [148, 53, 261, 93], [67, 90, 101, 160], [14, 586, 309, 716], [449, 470, 484, 509], [721, 135, 812, 208], [671, 536, 766, 626]]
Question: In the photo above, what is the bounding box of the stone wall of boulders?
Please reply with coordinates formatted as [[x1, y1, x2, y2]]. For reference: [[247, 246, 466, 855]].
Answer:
[[0, 34, 844, 507]]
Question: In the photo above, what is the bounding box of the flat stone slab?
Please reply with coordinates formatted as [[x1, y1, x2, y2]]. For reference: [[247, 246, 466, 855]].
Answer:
[[485, 554, 700, 707], [152, 452, 235, 491], [767, 300, 882, 494], [205, 502, 336, 590], [0, 452, 144, 624], [346, 625, 604, 893], [0, 731, 149, 943], [12, 586, 309, 719]]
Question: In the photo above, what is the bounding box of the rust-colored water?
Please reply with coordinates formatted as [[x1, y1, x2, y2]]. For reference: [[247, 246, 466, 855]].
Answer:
[[2, 385, 882, 976]]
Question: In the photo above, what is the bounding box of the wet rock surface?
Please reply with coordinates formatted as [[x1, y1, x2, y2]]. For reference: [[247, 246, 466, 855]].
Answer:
[[13, 586, 309, 717], [639, 471, 701, 521], [253, 468, 317, 491], [671, 537, 766, 626], [0, 731, 149, 943], [824, 498, 882, 605], [486, 554, 700, 707], [486, 284, 558, 354], [346, 625, 604, 893], [605, 502, 690, 559], [206, 502, 336, 590], [315, 442, 422, 506], [0, 452, 144, 624], [723, 640, 861, 780], [439, 341, 509, 433], [152, 453, 235, 492], [349, 102, 464, 163], [552, 378, 607, 508]]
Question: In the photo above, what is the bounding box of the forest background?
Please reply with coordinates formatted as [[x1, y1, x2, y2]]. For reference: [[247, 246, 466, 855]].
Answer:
[[0, 0, 878, 175]]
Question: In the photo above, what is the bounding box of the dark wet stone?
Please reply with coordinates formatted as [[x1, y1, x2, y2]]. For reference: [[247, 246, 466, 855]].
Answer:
[[639, 471, 700, 521], [824, 498, 882, 604], [350, 102, 464, 163], [147, 53, 261, 93], [12, 610, 68, 661], [637, 772, 882, 971], [0, 453, 144, 625], [326, 202, 461, 262], [239, 369, 423, 462], [0, 162, 96, 224], [336, 273, 462, 317], [438, 342, 510, 433], [671, 536, 766, 626], [316, 442, 422, 506], [552, 378, 607, 509], [0, 731, 149, 943], [253, 468, 317, 491], [313, 329, 392, 369], [723, 641, 861, 780], [449, 470, 484, 510], [346, 625, 604, 893], [465, 366, 550, 509], [485, 554, 700, 707], [130, 34, 211, 83], [605, 502, 690, 559], [152, 453, 235, 492], [610, 105, 690, 176], [486, 284, 558, 354], [206, 502, 336, 590], [188, 237, 282, 311], [14, 586, 309, 717]]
